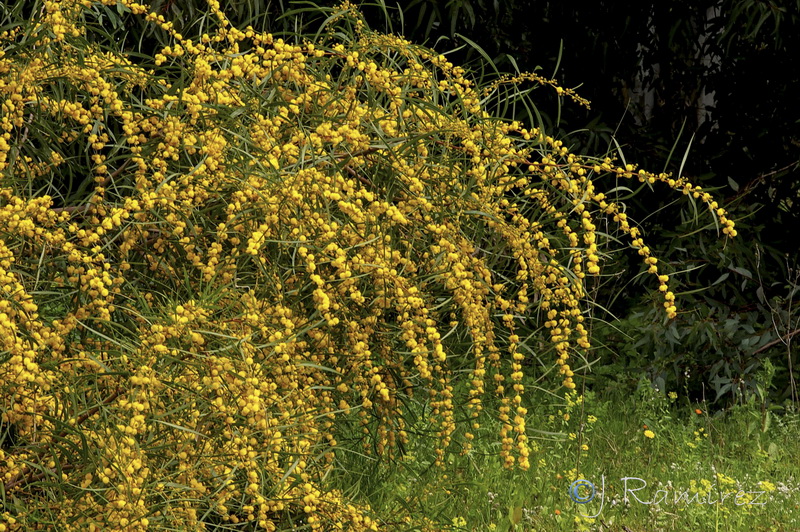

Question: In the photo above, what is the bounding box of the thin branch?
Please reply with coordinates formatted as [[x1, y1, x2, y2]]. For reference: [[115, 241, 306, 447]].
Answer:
[[342, 163, 372, 187], [730, 161, 800, 201], [752, 328, 800, 355]]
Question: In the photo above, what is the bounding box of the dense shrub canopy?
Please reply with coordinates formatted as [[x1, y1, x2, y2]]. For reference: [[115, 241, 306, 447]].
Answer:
[[0, 1, 734, 529]]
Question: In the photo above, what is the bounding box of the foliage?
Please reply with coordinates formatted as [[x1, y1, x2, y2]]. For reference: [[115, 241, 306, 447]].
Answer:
[[330, 384, 800, 531], [0, 0, 735, 529], [322, 0, 800, 405], [590, 169, 800, 408]]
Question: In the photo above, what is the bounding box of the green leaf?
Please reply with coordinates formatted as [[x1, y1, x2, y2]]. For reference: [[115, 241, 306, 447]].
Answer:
[[151, 419, 208, 438], [712, 272, 730, 286], [730, 266, 753, 279], [678, 132, 695, 181]]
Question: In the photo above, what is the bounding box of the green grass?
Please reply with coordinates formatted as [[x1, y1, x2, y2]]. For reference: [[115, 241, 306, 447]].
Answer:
[[329, 380, 800, 531]]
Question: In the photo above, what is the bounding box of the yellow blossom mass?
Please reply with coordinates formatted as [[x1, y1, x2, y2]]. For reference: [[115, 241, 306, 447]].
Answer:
[[0, 0, 735, 529]]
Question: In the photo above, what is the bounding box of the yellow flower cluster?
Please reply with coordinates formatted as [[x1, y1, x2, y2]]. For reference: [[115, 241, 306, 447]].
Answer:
[[0, 0, 735, 529]]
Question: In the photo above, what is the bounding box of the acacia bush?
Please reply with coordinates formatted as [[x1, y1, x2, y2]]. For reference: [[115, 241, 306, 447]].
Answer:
[[0, 1, 735, 529]]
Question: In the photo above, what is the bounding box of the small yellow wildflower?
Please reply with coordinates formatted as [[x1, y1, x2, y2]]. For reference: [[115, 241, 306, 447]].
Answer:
[[759, 480, 776, 492]]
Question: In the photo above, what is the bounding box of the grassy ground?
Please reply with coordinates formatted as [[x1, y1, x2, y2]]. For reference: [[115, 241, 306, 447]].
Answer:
[[330, 380, 800, 531]]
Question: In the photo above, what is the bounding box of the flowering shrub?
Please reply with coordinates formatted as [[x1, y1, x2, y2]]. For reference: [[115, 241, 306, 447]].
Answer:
[[0, 0, 735, 529]]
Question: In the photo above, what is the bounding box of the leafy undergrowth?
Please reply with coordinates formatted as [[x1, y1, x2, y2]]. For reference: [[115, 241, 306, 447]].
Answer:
[[330, 381, 800, 531]]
